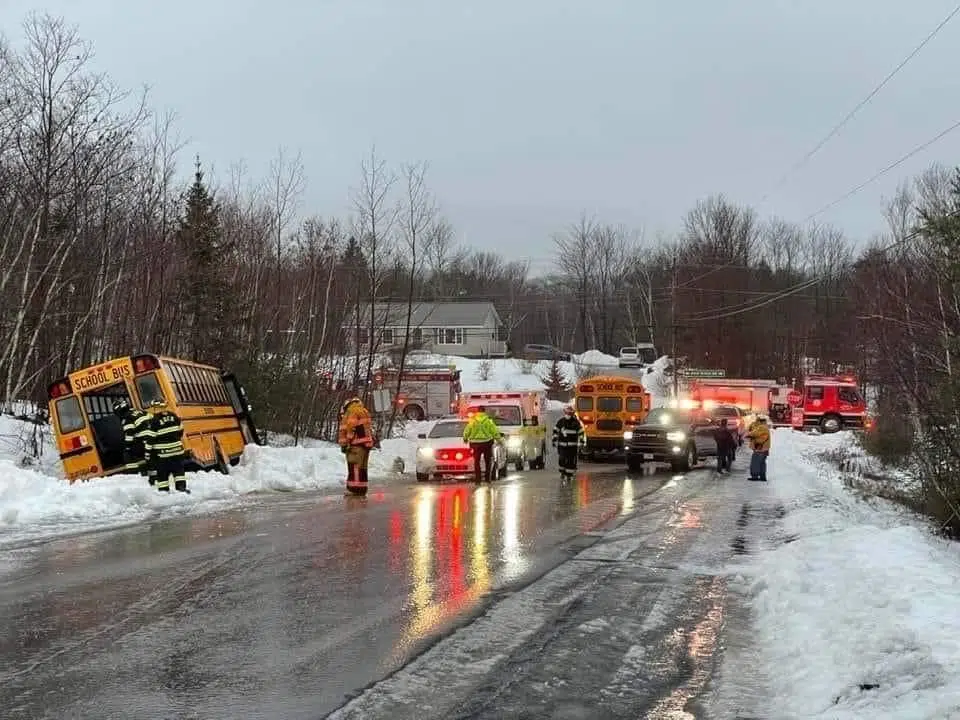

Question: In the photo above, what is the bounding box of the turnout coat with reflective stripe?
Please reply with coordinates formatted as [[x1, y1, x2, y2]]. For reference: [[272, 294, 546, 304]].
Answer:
[[145, 410, 187, 459], [339, 403, 374, 448], [553, 416, 584, 448]]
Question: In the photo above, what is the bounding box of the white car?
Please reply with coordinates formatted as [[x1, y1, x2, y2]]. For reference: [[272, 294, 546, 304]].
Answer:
[[415, 418, 507, 482]]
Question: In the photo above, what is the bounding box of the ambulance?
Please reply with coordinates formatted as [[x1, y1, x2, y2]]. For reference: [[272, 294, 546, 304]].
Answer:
[[459, 390, 547, 471]]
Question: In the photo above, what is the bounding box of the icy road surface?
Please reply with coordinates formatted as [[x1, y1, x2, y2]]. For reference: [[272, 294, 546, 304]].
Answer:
[[0, 456, 764, 719]]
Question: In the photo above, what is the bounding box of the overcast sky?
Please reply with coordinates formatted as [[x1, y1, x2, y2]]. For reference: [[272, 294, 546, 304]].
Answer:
[[3, 0, 959, 272]]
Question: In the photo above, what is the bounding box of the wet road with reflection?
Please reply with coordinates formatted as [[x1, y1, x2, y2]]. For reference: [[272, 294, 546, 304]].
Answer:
[[0, 462, 670, 720]]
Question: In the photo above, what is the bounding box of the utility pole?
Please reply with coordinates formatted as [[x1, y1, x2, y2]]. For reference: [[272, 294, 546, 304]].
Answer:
[[670, 250, 678, 399]]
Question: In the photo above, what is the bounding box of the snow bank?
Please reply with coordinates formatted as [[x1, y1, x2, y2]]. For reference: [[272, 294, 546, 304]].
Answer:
[[575, 349, 618, 366], [0, 414, 417, 548], [741, 428, 960, 718], [640, 355, 672, 407]]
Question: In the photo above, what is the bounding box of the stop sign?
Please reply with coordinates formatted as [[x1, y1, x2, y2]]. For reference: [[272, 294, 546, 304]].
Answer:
[[787, 390, 802, 406]]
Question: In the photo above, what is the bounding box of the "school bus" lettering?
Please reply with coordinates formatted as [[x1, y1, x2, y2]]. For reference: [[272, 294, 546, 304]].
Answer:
[[71, 365, 130, 393], [596, 383, 625, 392]]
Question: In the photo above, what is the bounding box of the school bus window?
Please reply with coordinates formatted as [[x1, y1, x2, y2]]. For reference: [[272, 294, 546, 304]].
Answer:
[[215, 377, 229, 405], [200, 368, 216, 403], [181, 364, 196, 402], [55, 396, 85, 434], [197, 369, 212, 403], [165, 362, 182, 402], [191, 366, 205, 402], [214, 375, 228, 405], [626, 397, 644, 412], [83, 385, 126, 421], [576, 397, 594, 412], [597, 396, 622, 412], [136, 373, 165, 406]]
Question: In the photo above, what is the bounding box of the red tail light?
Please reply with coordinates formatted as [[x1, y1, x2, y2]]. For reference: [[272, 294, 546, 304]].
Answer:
[[132, 355, 160, 373], [48, 380, 72, 399]]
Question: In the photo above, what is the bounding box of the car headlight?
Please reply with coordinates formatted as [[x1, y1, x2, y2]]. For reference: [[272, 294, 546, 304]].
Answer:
[[666, 431, 686, 442], [418, 447, 434, 457], [623, 431, 633, 440]]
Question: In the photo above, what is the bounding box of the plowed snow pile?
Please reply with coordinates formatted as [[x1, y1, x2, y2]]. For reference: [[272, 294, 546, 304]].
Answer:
[[0, 414, 416, 548]]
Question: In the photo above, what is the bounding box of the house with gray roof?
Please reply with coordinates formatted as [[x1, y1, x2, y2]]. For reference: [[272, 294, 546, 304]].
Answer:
[[342, 301, 508, 358]]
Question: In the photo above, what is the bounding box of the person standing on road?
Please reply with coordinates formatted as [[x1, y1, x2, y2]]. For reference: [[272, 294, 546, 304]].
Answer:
[[112, 398, 154, 482], [552, 405, 584, 481], [713, 418, 737, 474], [462, 405, 502, 482], [338, 397, 377, 496], [747, 415, 771, 482], [143, 399, 190, 493]]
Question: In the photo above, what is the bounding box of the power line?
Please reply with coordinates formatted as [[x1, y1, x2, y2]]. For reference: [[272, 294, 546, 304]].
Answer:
[[761, 2, 960, 203], [801, 118, 960, 224], [681, 278, 822, 322]]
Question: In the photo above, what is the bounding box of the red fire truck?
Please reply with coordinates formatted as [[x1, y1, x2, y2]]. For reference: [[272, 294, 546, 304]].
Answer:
[[374, 364, 462, 421], [788, 374, 867, 433], [687, 378, 794, 423]]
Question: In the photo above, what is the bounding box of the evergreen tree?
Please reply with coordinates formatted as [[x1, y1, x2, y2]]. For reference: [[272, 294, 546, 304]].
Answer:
[[176, 158, 234, 364], [539, 358, 572, 401]]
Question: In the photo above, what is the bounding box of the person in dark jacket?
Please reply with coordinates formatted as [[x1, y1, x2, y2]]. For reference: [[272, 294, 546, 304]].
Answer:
[[112, 397, 153, 481], [713, 418, 737, 473], [144, 400, 190, 493], [552, 405, 584, 480]]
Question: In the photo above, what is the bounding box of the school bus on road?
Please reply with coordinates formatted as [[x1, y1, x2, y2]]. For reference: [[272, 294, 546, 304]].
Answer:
[[574, 375, 651, 460], [48, 354, 262, 483]]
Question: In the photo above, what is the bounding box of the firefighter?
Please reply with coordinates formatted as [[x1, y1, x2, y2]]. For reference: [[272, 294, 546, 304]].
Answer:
[[112, 397, 153, 481], [462, 405, 502, 482], [338, 397, 376, 496], [552, 405, 583, 480], [144, 399, 190, 493], [747, 415, 771, 482], [713, 417, 737, 474]]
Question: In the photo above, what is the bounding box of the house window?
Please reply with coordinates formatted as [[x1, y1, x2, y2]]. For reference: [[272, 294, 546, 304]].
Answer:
[[381, 328, 395, 345], [435, 327, 464, 345], [496, 326, 508, 342], [411, 328, 423, 344]]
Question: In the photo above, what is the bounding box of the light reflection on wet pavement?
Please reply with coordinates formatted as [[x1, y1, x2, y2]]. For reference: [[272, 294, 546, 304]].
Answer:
[[0, 462, 675, 719]]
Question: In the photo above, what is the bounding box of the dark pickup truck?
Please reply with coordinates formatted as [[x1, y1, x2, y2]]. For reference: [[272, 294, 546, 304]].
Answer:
[[623, 407, 721, 473]]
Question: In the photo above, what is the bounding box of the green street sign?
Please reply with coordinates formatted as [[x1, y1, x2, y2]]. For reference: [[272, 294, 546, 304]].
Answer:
[[678, 368, 726, 378]]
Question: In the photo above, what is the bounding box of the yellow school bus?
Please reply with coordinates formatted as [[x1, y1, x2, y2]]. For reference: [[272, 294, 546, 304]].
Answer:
[[574, 375, 651, 459], [47, 353, 263, 483]]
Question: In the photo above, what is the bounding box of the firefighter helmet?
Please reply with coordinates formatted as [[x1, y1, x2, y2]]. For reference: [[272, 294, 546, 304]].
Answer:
[[341, 396, 362, 414], [112, 398, 130, 416]]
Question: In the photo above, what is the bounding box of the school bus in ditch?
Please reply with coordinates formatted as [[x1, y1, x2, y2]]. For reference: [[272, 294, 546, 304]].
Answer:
[[48, 353, 262, 483]]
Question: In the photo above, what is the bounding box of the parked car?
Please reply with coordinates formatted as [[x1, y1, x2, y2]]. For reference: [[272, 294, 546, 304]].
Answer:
[[709, 404, 746, 446], [623, 407, 719, 473], [618, 343, 659, 368], [523, 343, 572, 362], [415, 417, 507, 482]]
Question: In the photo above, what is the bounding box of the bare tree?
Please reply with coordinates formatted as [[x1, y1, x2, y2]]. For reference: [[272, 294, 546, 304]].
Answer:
[[268, 147, 306, 344], [553, 213, 597, 350], [351, 146, 398, 393], [386, 161, 438, 434]]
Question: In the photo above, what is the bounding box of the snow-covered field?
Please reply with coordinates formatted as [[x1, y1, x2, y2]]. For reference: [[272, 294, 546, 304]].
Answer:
[[0, 351, 669, 547], [734, 428, 960, 719]]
